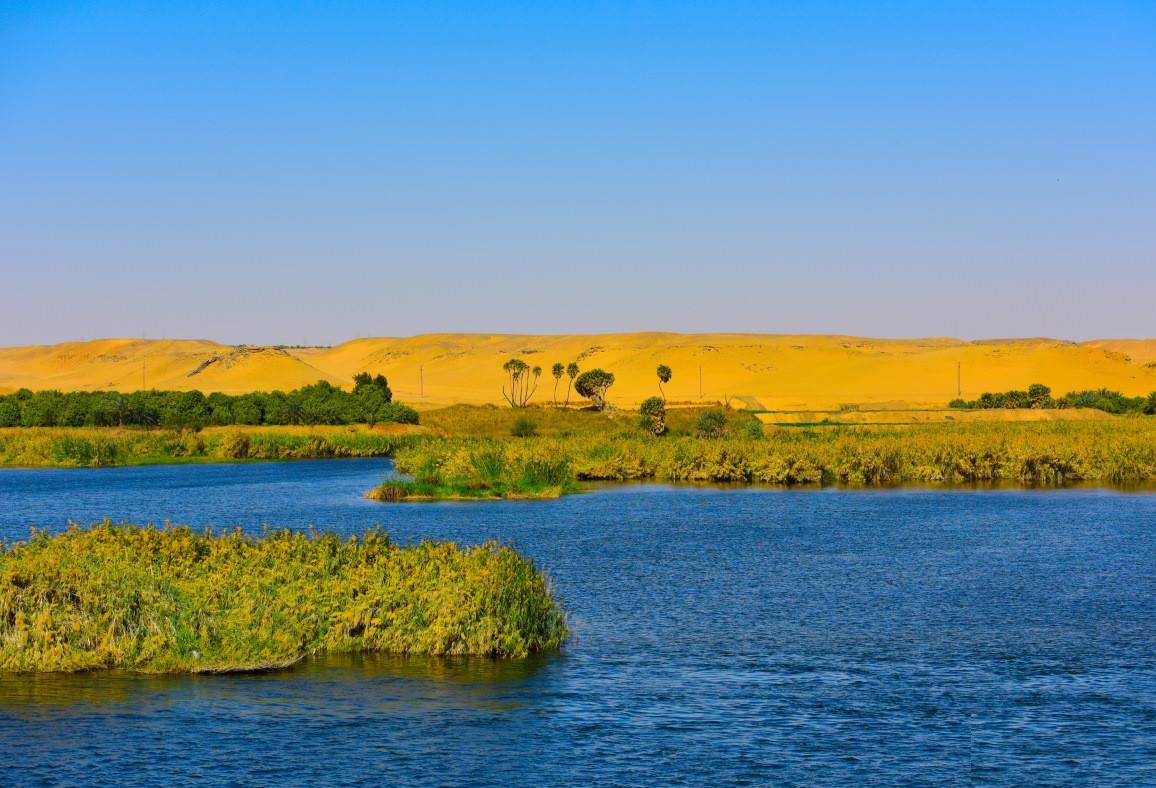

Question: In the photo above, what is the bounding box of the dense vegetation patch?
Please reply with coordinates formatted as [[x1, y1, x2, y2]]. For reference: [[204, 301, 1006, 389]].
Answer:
[[370, 445, 574, 501], [950, 384, 1156, 415], [0, 374, 417, 430], [372, 419, 1156, 496], [0, 523, 567, 673]]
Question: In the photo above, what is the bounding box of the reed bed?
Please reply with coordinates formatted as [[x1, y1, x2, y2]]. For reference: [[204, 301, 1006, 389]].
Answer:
[[0, 522, 567, 673], [378, 420, 1156, 493], [370, 444, 575, 500]]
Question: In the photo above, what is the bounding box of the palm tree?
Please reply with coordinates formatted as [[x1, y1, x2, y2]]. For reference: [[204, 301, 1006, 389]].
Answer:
[[551, 363, 564, 406], [656, 364, 672, 402], [565, 362, 580, 407], [502, 358, 529, 407], [502, 359, 540, 407]]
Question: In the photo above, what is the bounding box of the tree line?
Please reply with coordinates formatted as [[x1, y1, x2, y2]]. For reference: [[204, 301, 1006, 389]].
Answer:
[[950, 384, 1156, 415], [0, 374, 418, 429]]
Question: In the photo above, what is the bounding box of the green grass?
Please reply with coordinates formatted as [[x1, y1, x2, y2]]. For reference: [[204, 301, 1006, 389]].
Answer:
[[0, 522, 567, 673]]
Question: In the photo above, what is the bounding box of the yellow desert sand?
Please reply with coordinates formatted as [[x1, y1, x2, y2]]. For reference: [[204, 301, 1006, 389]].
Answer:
[[1, 334, 1155, 411]]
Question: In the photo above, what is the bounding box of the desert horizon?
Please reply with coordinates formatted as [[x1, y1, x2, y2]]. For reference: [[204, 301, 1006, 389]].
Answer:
[[3, 332, 1155, 410]]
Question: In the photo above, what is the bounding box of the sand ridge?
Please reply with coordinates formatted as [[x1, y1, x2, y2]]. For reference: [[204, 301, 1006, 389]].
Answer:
[[1, 333, 1155, 409]]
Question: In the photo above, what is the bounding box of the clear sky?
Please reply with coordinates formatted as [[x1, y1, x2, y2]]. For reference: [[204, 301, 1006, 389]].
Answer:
[[2, 1, 1154, 346]]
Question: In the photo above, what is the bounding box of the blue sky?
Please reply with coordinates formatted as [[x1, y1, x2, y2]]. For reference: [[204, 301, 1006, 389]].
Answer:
[[2, 1, 1154, 345]]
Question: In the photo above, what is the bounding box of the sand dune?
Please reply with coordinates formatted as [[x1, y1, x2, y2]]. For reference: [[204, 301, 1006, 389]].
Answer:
[[1, 334, 1155, 409]]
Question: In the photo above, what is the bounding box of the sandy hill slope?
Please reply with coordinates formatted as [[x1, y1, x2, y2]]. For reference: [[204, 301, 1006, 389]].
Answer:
[[0, 339, 341, 395], [2, 334, 1155, 409]]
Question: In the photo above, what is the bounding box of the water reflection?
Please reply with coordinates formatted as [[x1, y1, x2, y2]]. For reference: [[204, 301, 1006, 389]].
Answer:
[[0, 653, 560, 720]]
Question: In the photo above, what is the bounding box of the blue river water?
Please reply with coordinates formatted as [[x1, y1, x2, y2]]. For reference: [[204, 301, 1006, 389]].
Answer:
[[1, 460, 1155, 786]]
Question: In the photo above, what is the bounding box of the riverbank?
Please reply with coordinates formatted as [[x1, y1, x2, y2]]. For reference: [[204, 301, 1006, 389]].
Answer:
[[0, 522, 567, 673], [0, 424, 422, 468]]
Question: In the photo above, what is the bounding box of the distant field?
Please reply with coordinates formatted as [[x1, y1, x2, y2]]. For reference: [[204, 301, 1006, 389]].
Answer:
[[2, 333, 1155, 410]]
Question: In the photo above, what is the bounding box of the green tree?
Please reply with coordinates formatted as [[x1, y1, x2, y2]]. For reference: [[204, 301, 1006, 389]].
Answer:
[[574, 369, 615, 410], [551, 363, 565, 406], [1027, 383, 1053, 409], [565, 362, 579, 407], [353, 372, 392, 402], [656, 364, 672, 402], [501, 359, 538, 408], [0, 398, 20, 427]]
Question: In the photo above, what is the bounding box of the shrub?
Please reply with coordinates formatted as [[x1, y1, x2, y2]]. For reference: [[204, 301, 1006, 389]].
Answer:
[[511, 416, 539, 438], [696, 409, 728, 438], [220, 431, 251, 459], [742, 419, 765, 440], [639, 396, 666, 435]]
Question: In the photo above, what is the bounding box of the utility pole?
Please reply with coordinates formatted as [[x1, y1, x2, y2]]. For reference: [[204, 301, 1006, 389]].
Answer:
[[142, 361, 147, 391]]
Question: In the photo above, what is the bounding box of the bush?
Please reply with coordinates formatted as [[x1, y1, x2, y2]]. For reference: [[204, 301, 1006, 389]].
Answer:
[[511, 416, 539, 438], [696, 409, 728, 438], [741, 419, 765, 440], [639, 396, 666, 435]]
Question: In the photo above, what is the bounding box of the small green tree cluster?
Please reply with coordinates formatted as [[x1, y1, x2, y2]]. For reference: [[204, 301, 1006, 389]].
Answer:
[[544, 361, 583, 407], [501, 359, 542, 408], [950, 383, 1156, 415], [0, 374, 418, 429]]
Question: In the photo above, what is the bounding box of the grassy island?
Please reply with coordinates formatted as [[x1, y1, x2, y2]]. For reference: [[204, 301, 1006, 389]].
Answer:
[[368, 447, 575, 501], [0, 523, 567, 673]]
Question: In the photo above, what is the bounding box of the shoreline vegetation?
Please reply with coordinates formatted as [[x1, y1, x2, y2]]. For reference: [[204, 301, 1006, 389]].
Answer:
[[0, 523, 567, 673], [372, 419, 1156, 498], [0, 425, 421, 468], [3, 405, 1156, 492]]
